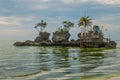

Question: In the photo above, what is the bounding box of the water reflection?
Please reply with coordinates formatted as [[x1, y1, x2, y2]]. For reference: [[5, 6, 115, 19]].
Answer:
[[27, 47, 105, 80], [79, 52, 104, 71], [52, 47, 70, 68], [0, 41, 119, 80], [79, 51, 104, 79], [37, 47, 52, 71]]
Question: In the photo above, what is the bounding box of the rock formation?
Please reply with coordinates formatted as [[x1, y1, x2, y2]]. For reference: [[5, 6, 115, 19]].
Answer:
[[14, 40, 40, 46], [34, 32, 51, 42], [13, 25, 117, 48], [52, 31, 70, 43]]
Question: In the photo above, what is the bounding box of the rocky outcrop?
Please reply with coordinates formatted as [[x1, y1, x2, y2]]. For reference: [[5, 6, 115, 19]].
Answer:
[[52, 31, 70, 43], [34, 32, 50, 42], [105, 41, 117, 48], [14, 40, 40, 46], [14, 29, 117, 48]]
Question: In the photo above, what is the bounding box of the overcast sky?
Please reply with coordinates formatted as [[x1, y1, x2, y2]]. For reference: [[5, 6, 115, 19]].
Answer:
[[0, 0, 120, 40]]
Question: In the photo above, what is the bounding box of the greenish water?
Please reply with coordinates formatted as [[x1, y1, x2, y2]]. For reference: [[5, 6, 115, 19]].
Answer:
[[0, 40, 120, 80]]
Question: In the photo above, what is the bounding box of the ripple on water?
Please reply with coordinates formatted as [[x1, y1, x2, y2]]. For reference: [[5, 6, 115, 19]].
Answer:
[[0, 41, 120, 80]]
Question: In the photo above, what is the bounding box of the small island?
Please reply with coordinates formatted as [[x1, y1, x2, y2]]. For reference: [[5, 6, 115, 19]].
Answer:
[[14, 16, 117, 48]]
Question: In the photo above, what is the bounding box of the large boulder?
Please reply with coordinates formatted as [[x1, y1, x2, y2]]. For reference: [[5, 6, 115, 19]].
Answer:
[[34, 32, 50, 42], [52, 31, 70, 43]]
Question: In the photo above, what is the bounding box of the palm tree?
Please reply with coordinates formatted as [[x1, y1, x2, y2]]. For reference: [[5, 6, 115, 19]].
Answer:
[[34, 20, 47, 32], [78, 16, 92, 33], [62, 21, 74, 31]]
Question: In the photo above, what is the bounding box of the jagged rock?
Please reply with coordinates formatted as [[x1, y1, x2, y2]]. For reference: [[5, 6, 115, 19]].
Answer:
[[52, 31, 70, 43], [34, 32, 50, 42]]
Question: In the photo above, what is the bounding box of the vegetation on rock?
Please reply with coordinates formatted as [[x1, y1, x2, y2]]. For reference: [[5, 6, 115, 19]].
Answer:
[[52, 21, 74, 43], [34, 20, 50, 42], [34, 20, 47, 32], [62, 21, 74, 31], [14, 16, 117, 48], [78, 16, 92, 33]]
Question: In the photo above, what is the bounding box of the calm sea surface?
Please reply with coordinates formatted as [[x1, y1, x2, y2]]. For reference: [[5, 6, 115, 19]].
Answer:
[[0, 40, 120, 80]]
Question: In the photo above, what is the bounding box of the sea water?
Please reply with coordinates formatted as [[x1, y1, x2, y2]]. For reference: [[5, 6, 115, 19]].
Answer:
[[0, 40, 120, 80]]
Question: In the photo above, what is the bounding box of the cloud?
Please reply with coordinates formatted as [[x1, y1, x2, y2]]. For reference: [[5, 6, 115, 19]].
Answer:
[[93, 13, 120, 32], [39, 0, 51, 1], [0, 16, 34, 27], [15, 0, 56, 10], [0, 29, 36, 40], [31, 5, 49, 10], [61, 0, 87, 4], [61, 0, 120, 6], [0, 8, 11, 13], [0, 0, 119, 40], [96, 0, 120, 5], [0, 15, 36, 40], [18, 0, 52, 2], [0, 29, 32, 35]]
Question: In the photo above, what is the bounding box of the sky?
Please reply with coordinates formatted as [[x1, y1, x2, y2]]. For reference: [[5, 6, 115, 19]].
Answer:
[[0, 0, 120, 41]]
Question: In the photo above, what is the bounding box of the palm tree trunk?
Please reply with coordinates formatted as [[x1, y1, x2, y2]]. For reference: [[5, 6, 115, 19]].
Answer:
[[81, 27, 82, 33], [84, 25, 86, 33]]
